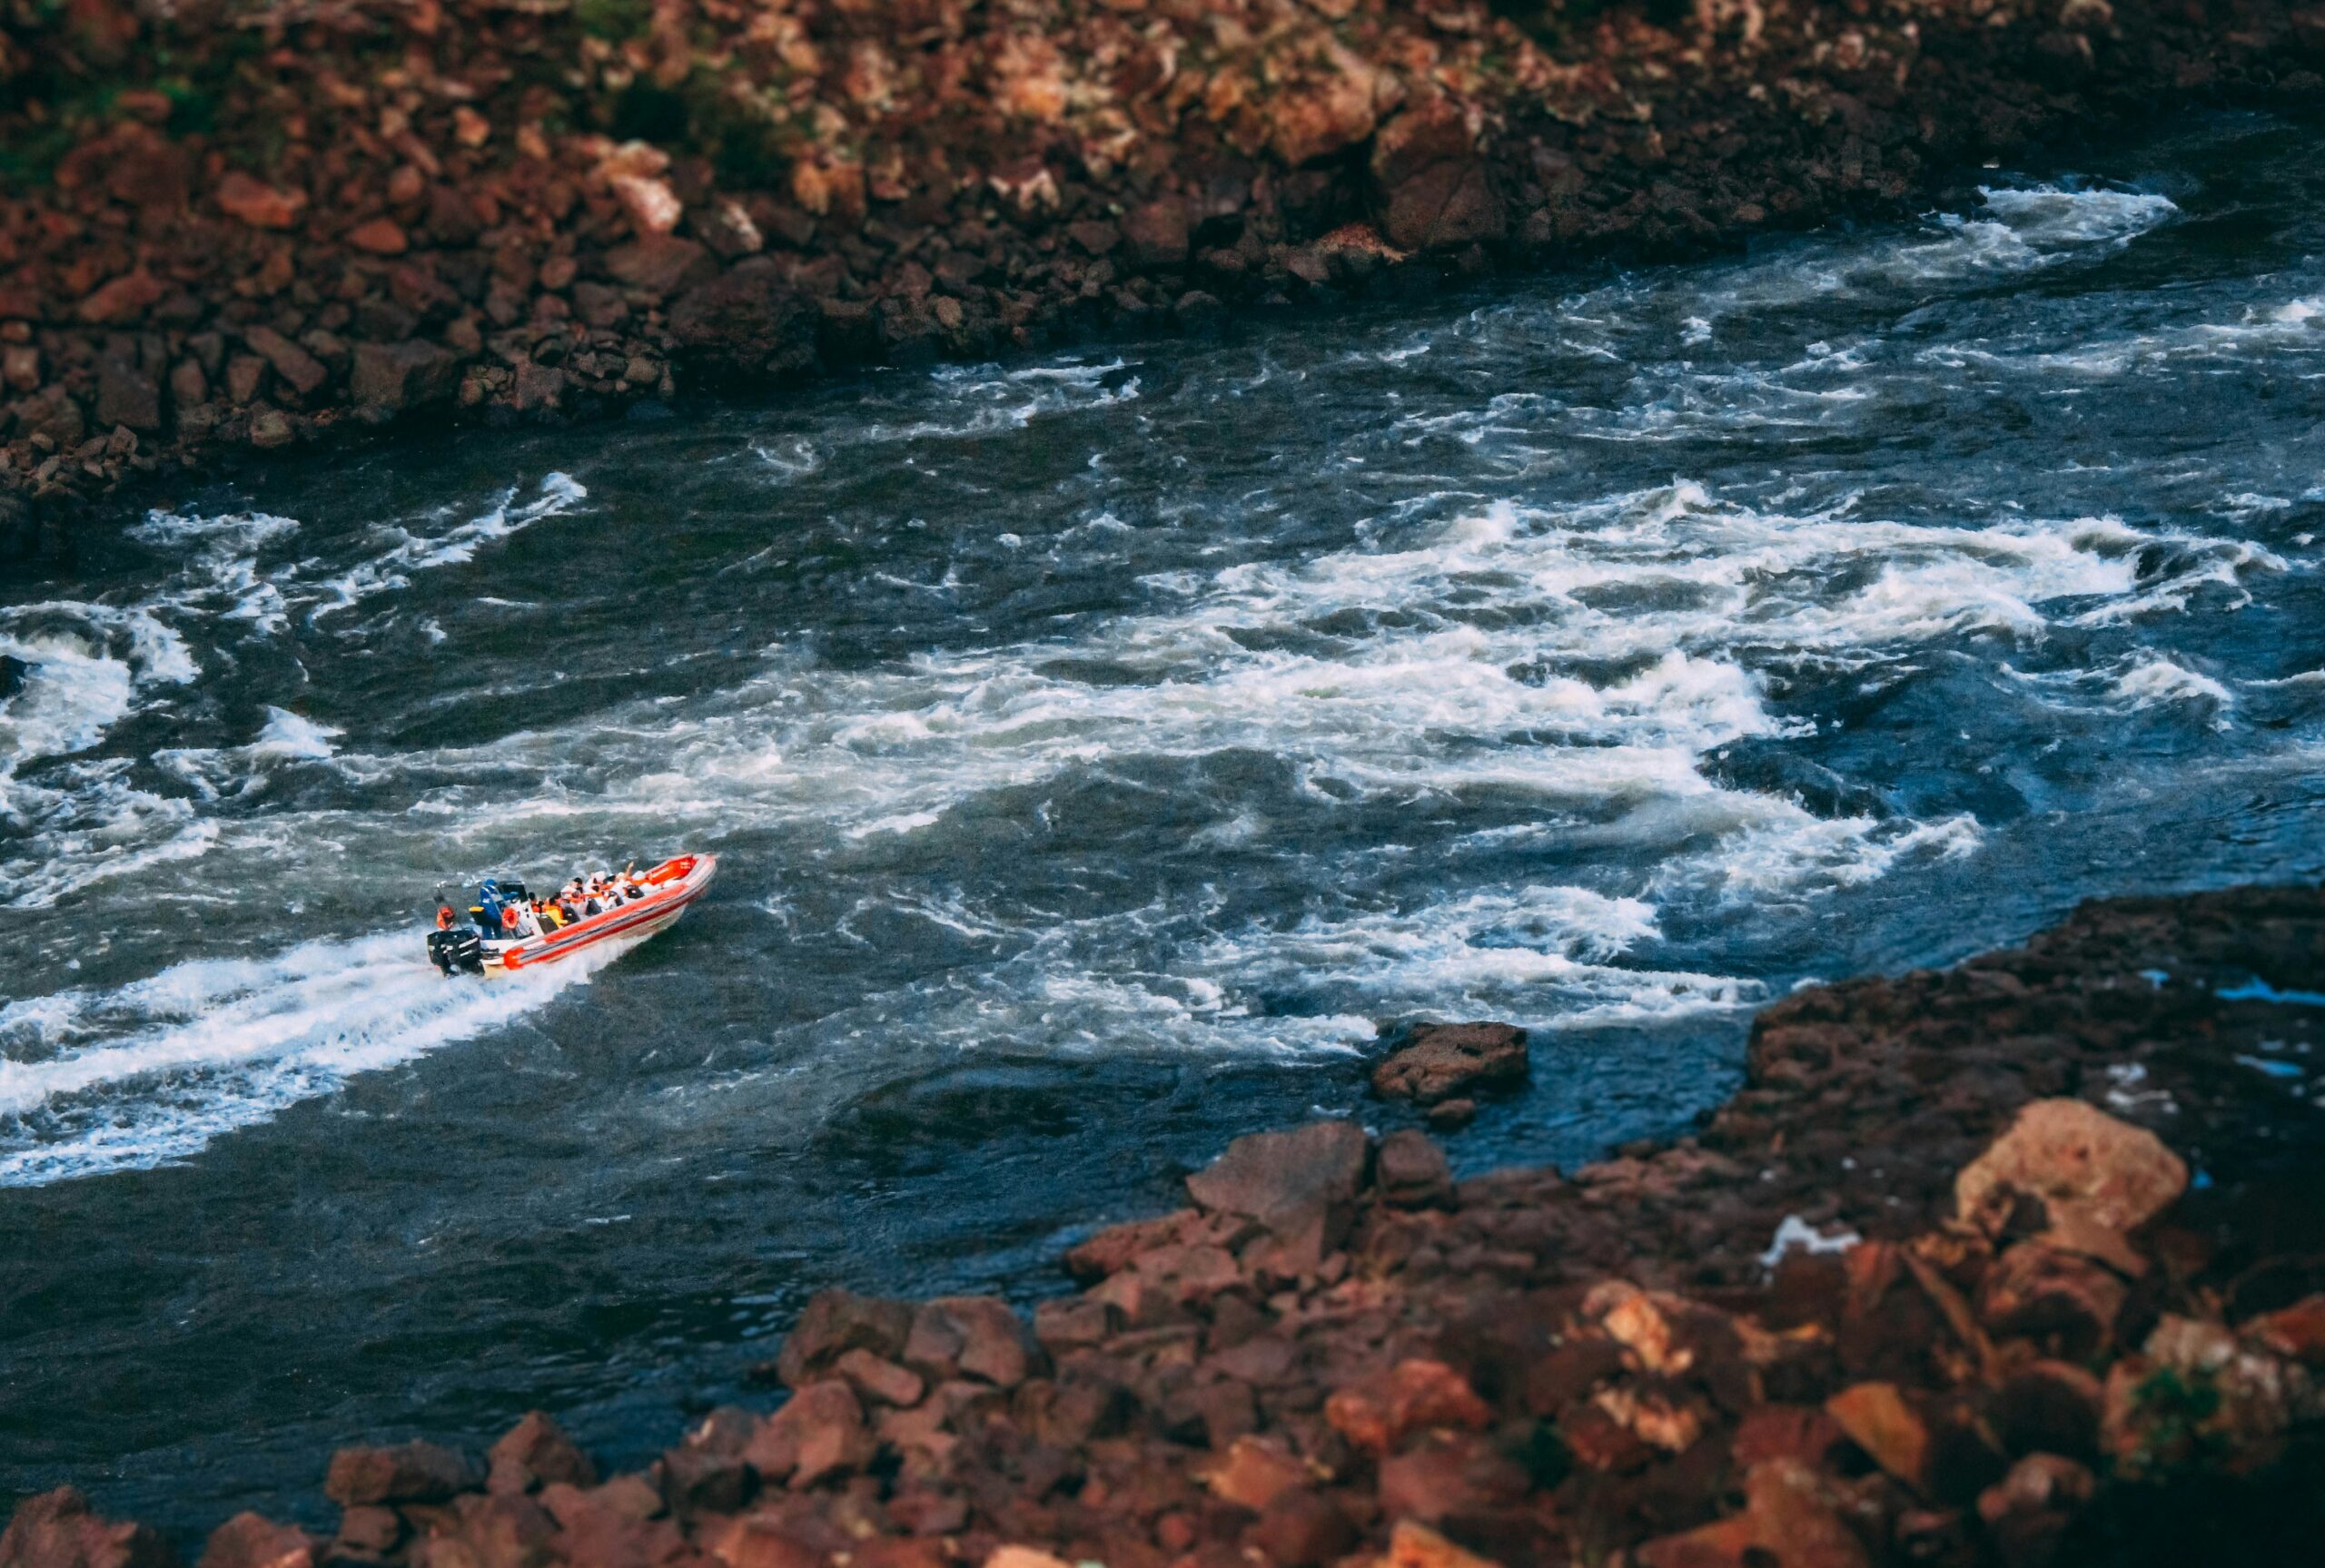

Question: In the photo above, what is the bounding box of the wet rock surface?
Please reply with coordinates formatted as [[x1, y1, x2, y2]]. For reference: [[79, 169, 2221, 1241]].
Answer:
[[0, 0, 2320, 513], [13, 882, 2324, 1566]]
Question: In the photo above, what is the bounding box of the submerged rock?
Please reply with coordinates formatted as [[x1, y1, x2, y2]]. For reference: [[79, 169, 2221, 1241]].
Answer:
[[1372, 1022, 1528, 1105]]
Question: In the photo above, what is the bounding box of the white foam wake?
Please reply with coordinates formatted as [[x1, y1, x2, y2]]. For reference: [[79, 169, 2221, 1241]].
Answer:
[[0, 926, 620, 1185]]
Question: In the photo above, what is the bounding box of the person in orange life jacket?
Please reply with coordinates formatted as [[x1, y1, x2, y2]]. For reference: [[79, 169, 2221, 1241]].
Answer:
[[437, 905, 455, 931]]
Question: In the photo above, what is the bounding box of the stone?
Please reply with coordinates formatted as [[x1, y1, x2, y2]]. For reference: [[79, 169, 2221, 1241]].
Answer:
[[1266, 52, 1386, 166], [1202, 1435, 1311, 1512], [1426, 1099, 1477, 1131], [1185, 1119, 1370, 1257], [1978, 1242, 2128, 1357], [1954, 1099, 2188, 1235], [1372, 1024, 1527, 1105], [667, 258, 815, 368], [834, 1348, 924, 1407], [351, 340, 460, 412], [0, 1490, 173, 1568], [1370, 102, 1504, 253], [78, 272, 164, 325], [194, 1514, 313, 1568], [215, 173, 307, 230], [487, 1412, 597, 1494], [604, 236, 712, 300], [324, 1441, 480, 1506], [1974, 1454, 2094, 1568], [658, 1446, 752, 1515], [331, 1508, 400, 1558], [1825, 1382, 1930, 1491], [775, 1290, 915, 1388], [704, 1518, 823, 1568], [901, 1296, 1040, 1388], [511, 362, 567, 413], [1377, 1432, 1529, 1523], [225, 355, 268, 406], [1121, 199, 1190, 270], [1383, 1521, 1503, 1568], [1731, 1405, 1848, 1470], [95, 358, 161, 430], [249, 409, 296, 449], [242, 328, 329, 397], [741, 1379, 875, 1488], [2244, 1293, 2325, 1365], [1250, 1489, 1357, 1568], [346, 219, 410, 256], [1376, 1129, 1454, 1209], [1635, 1459, 1870, 1568], [1325, 1358, 1492, 1456], [1994, 1362, 2104, 1460]]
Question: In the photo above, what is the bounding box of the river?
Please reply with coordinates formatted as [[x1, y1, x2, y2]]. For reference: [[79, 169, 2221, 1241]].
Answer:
[[3, 112, 2321, 1531]]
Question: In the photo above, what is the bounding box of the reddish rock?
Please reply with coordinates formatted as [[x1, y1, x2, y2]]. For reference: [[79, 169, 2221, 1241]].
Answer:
[[351, 340, 460, 413], [324, 1441, 480, 1506], [774, 1289, 915, 1388], [743, 1380, 875, 1488], [242, 329, 329, 398], [835, 1348, 924, 1407], [346, 219, 410, 256], [488, 1412, 597, 1494], [214, 173, 307, 230], [1975, 1454, 2095, 1568], [95, 358, 161, 431], [1375, 1129, 1454, 1209], [78, 272, 164, 325], [1120, 199, 1190, 270], [1425, 1099, 1476, 1132], [1200, 1436, 1311, 1512], [1372, 1024, 1527, 1106], [604, 237, 712, 300], [1185, 1119, 1370, 1269], [1376, 1432, 1529, 1524], [193, 1514, 312, 1568], [660, 1445, 753, 1515], [1370, 102, 1503, 254], [1248, 1489, 1355, 1568], [1634, 1459, 1870, 1568], [1382, 1521, 1502, 1568], [2242, 1293, 2325, 1366], [1324, 1358, 1491, 1456], [329, 1508, 400, 1559], [901, 1296, 1040, 1388], [1731, 1405, 1848, 1470], [511, 362, 567, 413], [1979, 1242, 2128, 1356], [1955, 1099, 2188, 1235], [1825, 1382, 1930, 1491], [0, 1491, 174, 1568]]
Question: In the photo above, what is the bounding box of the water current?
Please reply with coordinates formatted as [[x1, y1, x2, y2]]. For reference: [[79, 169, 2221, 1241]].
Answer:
[[4, 113, 2322, 1529]]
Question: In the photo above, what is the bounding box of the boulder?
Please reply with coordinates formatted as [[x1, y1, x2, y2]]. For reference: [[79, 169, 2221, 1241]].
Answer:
[[323, 1441, 480, 1506], [193, 1515, 313, 1568], [95, 357, 161, 431], [77, 272, 164, 326], [742, 1380, 875, 1488], [667, 258, 816, 370], [241, 328, 329, 398], [1249, 1489, 1357, 1568], [604, 236, 713, 300], [1375, 1128, 1454, 1209], [1372, 1024, 1528, 1105], [1825, 1382, 1929, 1491], [773, 1289, 914, 1388], [1978, 1242, 2129, 1357], [1200, 1435, 1312, 1512], [901, 1296, 1041, 1388], [1120, 199, 1190, 270], [1186, 1119, 1370, 1270], [1370, 102, 1503, 254], [487, 1412, 597, 1494], [351, 340, 461, 413], [1325, 1358, 1492, 1456], [1954, 1099, 2187, 1235], [1634, 1459, 1870, 1568], [0, 1490, 174, 1568], [834, 1348, 925, 1407]]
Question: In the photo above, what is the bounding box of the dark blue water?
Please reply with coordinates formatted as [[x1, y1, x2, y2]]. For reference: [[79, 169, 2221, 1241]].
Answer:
[[3, 113, 2322, 1530]]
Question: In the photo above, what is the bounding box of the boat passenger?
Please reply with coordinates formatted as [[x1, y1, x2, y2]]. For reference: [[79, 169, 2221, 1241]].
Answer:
[[437, 904, 456, 931]]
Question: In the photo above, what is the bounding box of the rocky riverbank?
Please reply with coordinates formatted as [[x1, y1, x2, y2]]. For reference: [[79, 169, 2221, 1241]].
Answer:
[[7, 882, 2323, 1568], [4, 0, 2324, 548]]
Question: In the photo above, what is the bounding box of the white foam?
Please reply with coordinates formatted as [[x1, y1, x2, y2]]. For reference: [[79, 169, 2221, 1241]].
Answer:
[[0, 924, 620, 1185], [305, 473, 587, 622]]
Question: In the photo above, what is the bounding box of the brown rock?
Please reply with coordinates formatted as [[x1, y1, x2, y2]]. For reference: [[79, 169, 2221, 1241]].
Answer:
[[1954, 1099, 2187, 1235], [215, 173, 308, 230], [1425, 1099, 1477, 1131], [1383, 1521, 1503, 1568], [324, 1441, 480, 1506], [604, 237, 712, 300], [351, 340, 460, 412], [1121, 200, 1190, 270], [1249, 1489, 1357, 1568], [330, 1508, 400, 1558], [1376, 1129, 1454, 1209], [1825, 1382, 1930, 1491], [1975, 1454, 2094, 1568], [1994, 1362, 2104, 1460], [1372, 1024, 1527, 1106], [78, 272, 164, 326], [194, 1514, 313, 1568], [2244, 1293, 2325, 1365], [1185, 1119, 1370, 1257], [346, 220, 410, 256], [225, 356, 268, 406], [1731, 1405, 1848, 1470], [1377, 1432, 1529, 1523], [1201, 1436, 1312, 1512], [834, 1347, 925, 1407], [704, 1518, 824, 1568], [774, 1290, 914, 1388], [0, 1490, 173, 1568], [1325, 1358, 1491, 1456], [249, 409, 296, 449], [487, 1412, 597, 1495], [95, 358, 161, 431], [1635, 1459, 1870, 1568], [1979, 1242, 2128, 1356], [659, 1446, 752, 1515], [1370, 103, 1503, 254], [511, 362, 567, 413], [242, 329, 328, 398], [901, 1296, 1040, 1388], [742, 1380, 875, 1488]]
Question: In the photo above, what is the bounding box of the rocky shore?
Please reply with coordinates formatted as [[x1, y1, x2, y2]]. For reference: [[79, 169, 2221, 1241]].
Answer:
[[8, 881, 2323, 1568], [4, 0, 2325, 548]]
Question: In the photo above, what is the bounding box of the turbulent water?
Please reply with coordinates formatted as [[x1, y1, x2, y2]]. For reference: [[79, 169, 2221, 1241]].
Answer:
[[4, 113, 2323, 1527]]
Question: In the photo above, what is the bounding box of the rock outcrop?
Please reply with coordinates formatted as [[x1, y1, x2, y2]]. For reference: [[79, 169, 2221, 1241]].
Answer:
[[0, 0, 2320, 517]]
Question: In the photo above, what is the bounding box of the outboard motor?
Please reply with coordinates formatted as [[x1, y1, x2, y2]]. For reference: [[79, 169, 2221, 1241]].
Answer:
[[428, 926, 485, 976]]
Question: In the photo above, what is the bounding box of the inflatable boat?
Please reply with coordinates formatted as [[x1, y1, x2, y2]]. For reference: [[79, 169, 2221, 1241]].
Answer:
[[427, 854, 717, 975]]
